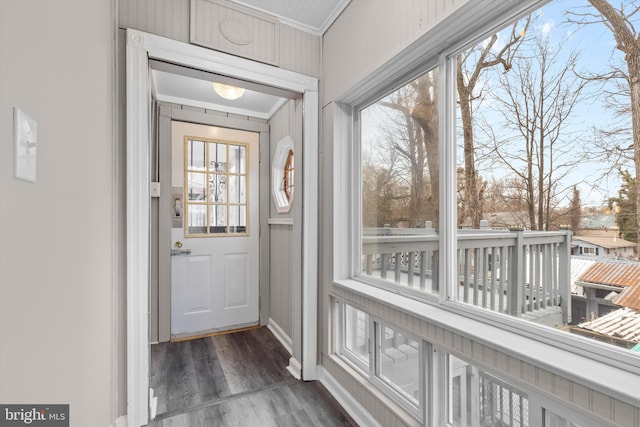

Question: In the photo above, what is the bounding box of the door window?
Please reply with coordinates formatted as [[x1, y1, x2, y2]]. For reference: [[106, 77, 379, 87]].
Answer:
[[184, 137, 249, 236]]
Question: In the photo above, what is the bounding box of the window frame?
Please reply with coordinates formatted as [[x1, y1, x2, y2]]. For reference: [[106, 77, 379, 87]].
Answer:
[[332, 0, 640, 413], [336, 300, 427, 421]]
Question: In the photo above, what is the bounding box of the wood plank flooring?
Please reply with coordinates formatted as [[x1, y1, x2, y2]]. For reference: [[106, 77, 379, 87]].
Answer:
[[148, 327, 357, 426]]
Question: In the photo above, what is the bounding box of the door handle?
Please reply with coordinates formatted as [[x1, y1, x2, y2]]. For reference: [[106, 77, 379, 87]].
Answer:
[[171, 248, 192, 256]]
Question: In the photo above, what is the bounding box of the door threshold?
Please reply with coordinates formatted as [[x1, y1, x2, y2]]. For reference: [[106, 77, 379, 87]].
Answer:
[[170, 324, 260, 343]]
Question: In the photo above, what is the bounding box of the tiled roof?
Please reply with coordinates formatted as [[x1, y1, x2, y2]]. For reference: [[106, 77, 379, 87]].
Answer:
[[575, 307, 640, 343], [572, 235, 635, 249], [615, 285, 640, 310], [578, 261, 640, 288]]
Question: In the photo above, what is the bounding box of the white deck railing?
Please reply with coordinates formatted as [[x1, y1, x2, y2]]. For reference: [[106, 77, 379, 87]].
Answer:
[[362, 226, 572, 323]]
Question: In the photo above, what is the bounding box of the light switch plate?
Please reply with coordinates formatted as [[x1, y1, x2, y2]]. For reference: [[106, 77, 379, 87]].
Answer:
[[13, 108, 38, 183]]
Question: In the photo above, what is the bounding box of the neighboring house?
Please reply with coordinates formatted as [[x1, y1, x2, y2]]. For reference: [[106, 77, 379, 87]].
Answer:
[[571, 235, 636, 259], [572, 276, 640, 349], [571, 259, 640, 324], [575, 213, 619, 237]]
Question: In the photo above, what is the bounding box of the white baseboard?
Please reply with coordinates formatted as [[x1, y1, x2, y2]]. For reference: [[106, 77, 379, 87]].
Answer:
[[317, 366, 381, 427], [267, 318, 292, 355], [111, 415, 127, 427], [287, 356, 302, 379]]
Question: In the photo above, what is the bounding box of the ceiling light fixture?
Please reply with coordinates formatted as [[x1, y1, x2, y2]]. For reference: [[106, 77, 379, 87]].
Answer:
[[213, 82, 245, 100]]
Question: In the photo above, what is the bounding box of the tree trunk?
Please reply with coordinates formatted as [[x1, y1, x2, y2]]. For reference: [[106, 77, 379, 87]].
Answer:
[[457, 79, 480, 228], [629, 55, 640, 253]]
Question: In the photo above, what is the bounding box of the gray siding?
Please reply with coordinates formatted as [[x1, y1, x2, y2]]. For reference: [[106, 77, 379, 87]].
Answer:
[[119, 0, 320, 77]]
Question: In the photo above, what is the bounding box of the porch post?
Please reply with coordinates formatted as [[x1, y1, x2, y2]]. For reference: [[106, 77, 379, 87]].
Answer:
[[509, 227, 524, 317], [558, 226, 572, 324]]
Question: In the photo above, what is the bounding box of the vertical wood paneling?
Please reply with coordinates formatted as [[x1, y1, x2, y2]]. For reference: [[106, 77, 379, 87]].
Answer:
[[269, 225, 293, 338], [190, 0, 279, 66], [119, 0, 189, 42], [267, 99, 303, 352], [279, 24, 321, 78], [120, 0, 319, 77]]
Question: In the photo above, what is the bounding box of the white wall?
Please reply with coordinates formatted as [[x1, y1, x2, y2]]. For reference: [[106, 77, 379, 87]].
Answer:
[[322, 0, 468, 103], [0, 1, 116, 426]]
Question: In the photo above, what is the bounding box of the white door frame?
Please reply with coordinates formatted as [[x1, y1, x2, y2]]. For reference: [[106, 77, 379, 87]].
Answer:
[[125, 29, 318, 427]]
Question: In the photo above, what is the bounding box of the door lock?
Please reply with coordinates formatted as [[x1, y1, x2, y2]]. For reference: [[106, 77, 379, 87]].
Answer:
[[175, 241, 183, 248]]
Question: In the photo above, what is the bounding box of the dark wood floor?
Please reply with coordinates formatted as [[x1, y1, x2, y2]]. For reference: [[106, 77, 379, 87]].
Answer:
[[148, 327, 357, 426]]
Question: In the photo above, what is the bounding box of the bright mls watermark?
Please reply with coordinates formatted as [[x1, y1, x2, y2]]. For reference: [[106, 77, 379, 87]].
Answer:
[[0, 405, 68, 427]]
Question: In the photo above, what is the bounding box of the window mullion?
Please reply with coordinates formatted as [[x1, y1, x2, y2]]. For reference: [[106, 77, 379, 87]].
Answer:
[[439, 51, 458, 304]]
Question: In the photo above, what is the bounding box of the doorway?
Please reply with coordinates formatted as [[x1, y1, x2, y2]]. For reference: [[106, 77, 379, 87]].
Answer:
[[126, 29, 318, 427], [169, 122, 260, 338]]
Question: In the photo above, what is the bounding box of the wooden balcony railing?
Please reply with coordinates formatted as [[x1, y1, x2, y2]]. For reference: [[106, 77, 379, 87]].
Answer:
[[361, 225, 572, 324]]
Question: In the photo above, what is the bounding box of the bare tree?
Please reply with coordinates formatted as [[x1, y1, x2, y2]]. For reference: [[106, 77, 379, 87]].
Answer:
[[567, 0, 640, 250], [377, 70, 440, 227], [457, 16, 531, 228], [491, 35, 589, 230]]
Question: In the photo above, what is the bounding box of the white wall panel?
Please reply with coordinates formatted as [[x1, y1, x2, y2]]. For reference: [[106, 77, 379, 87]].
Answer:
[[322, 0, 468, 103], [190, 0, 279, 66], [279, 23, 320, 78]]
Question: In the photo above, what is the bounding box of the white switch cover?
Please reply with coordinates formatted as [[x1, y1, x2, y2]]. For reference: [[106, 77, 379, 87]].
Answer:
[[150, 182, 161, 198], [13, 108, 38, 183]]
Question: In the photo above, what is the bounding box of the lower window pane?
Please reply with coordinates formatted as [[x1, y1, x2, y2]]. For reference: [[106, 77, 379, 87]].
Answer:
[[546, 410, 583, 427], [448, 355, 528, 427], [187, 204, 207, 234], [344, 305, 370, 367], [377, 324, 420, 405], [360, 67, 440, 296]]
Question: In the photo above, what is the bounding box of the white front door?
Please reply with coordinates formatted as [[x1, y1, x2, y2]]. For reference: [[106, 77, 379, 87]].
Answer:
[[170, 121, 259, 336]]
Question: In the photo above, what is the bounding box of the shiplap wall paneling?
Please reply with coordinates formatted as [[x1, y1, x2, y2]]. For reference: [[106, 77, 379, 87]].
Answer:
[[269, 224, 294, 340], [268, 99, 304, 362], [330, 286, 640, 427], [119, 0, 190, 42], [190, 0, 279, 66], [278, 24, 320, 78]]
